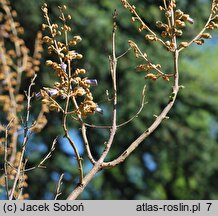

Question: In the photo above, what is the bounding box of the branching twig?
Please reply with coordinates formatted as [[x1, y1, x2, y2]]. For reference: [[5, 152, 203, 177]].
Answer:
[[117, 47, 131, 59], [54, 173, 64, 200], [101, 1, 180, 169], [66, 9, 119, 200], [11, 138, 57, 172], [9, 74, 37, 200], [37, 138, 57, 169], [82, 85, 146, 129], [81, 124, 96, 165]]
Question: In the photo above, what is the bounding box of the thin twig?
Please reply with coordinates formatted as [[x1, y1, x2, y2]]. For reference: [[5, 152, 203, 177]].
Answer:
[[17, 159, 28, 200], [117, 47, 131, 59], [81, 124, 96, 165], [117, 85, 147, 128], [62, 60, 84, 184], [82, 85, 146, 129], [9, 74, 37, 200], [4, 119, 14, 199], [129, 40, 173, 77], [84, 123, 111, 129], [16, 138, 57, 172], [5, 139, 56, 172], [54, 173, 64, 200], [38, 138, 57, 169]]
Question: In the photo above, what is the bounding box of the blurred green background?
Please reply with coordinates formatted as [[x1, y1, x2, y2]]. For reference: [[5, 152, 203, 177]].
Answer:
[[5, 0, 218, 199]]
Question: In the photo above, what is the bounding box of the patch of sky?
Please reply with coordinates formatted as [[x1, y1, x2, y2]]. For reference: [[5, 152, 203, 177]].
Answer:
[[17, 115, 48, 157], [59, 128, 84, 156], [0, 190, 7, 200], [43, 191, 54, 200], [143, 153, 157, 172]]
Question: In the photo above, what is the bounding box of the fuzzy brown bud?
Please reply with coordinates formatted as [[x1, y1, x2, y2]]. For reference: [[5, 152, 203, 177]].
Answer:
[[201, 33, 212, 39], [179, 41, 189, 48], [145, 73, 157, 80], [175, 9, 183, 18], [175, 20, 186, 28]]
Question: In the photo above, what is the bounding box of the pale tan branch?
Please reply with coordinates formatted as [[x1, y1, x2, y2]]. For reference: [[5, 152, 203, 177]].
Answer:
[[101, 4, 180, 169], [54, 173, 64, 200], [4, 119, 14, 199], [81, 124, 96, 165], [117, 85, 147, 128], [67, 9, 119, 200], [9, 74, 37, 200], [37, 138, 57, 169]]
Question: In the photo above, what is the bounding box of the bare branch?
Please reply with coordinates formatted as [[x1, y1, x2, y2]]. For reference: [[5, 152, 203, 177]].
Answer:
[[101, 1, 180, 169], [37, 138, 57, 169], [117, 47, 131, 59], [67, 9, 119, 200], [9, 74, 37, 200], [117, 85, 147, 128], [17, 159, 28, 200], [3, 119, 14, 199], [54, 173, 64, 200], [81, 124, 96, 165]]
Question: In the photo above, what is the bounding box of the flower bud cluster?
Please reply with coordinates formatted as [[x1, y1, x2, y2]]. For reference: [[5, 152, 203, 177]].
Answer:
[[156, 6, 194, 51], [121, 0, 217, 85], [39, 4, 101, 118]]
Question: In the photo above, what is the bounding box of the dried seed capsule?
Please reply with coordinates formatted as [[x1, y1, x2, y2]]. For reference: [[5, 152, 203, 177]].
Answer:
[[156, 21, 164, 28], [46, 60, 53, 66]]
